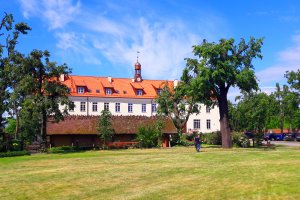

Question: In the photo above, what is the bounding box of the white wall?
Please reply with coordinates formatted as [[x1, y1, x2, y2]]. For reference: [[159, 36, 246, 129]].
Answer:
[[186, 105, 220, 133], [60, 97, 220, 133], [63, 96, 157, 117]]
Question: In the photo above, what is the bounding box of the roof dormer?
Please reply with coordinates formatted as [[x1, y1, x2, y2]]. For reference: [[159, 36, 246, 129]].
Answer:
[[77, 86, 85, 94]]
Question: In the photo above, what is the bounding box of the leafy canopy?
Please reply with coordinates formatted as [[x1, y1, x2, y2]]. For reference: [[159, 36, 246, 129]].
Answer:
[[184, 37, 263, 103]]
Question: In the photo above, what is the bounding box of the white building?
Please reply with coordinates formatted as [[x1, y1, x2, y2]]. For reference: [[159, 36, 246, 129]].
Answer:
[[59, 61, 220, 133]]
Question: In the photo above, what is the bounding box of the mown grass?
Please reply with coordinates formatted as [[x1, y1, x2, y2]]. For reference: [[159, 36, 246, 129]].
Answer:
[[0, 146, 300, 200]]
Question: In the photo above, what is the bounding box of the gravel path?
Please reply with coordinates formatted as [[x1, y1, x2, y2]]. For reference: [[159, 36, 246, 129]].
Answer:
[[267, 141, 300, 147]]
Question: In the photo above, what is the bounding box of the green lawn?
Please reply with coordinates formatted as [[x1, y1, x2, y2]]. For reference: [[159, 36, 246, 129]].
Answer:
[[1, 146, 300, 200]]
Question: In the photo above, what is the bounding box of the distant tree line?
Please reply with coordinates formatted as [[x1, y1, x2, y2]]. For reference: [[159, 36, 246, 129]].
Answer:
[[228, 73, 300, 133]]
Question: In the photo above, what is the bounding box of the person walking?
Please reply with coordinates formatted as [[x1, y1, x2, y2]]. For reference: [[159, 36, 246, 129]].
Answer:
[[194, 134, 201, 152]]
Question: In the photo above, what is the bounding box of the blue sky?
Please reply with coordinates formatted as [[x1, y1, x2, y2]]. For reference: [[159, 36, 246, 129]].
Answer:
[[2, 0, 300, 99]]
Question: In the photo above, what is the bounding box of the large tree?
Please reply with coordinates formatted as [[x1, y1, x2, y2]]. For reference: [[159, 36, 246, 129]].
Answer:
[[24, 50, 73, 149], [184, 37, 263, 148], [0, 13, 31, 150]]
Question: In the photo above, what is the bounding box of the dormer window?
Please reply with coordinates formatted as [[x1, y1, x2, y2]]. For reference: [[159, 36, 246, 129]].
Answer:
[[77, 87, 85, 94], [157, 89, 162, 95], [136, 89, 143, 96], [105, 88, 112, 95], [96, 89, 100, 93]]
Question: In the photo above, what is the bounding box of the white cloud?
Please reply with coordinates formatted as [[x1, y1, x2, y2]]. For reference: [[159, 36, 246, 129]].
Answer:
[[19, 0, 81, 29], [55, 32, 101, 65], [19, 1, 226, 79], [92, 18, 200, 80], [257, 34, 300, 86]]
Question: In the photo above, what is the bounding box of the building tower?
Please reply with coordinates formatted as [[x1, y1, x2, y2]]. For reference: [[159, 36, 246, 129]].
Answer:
[[134, 56, 142, 82]]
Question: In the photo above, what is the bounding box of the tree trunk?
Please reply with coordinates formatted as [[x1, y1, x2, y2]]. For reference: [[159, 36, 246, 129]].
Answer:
[[218, 91, 232, 148], [40, 109, 47, 150], [15, 108, 20, 140]]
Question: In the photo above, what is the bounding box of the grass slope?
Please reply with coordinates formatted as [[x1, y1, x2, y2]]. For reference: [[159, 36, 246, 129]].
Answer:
[[0, 146, 300, 200]]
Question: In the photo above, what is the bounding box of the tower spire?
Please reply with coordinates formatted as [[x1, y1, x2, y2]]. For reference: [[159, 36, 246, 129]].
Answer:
[[134, 51, 142, 82], [137, 51, 140, 62]]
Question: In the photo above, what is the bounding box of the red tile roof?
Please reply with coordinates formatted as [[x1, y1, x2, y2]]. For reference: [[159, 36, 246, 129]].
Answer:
[[61, 75, 173, 99], [47, 115, 177, 135]]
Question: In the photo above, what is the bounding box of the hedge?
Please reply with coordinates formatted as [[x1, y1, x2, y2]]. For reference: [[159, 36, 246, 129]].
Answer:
[[0, 151, 31, 158]]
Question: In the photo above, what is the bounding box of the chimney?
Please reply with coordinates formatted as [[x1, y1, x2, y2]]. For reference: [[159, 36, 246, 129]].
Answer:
[[132, 78, 135, 83], [108, 76, 112, 83], [60, 74, 65, 82], [174, 79, 179, 87]]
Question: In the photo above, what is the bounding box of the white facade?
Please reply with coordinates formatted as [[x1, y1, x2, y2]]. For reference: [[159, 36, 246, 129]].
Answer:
[[61, 96, 220, 133], [186, 105, 220, 133]]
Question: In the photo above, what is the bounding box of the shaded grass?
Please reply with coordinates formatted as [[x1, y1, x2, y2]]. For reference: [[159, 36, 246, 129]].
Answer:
[[0, 146, 300, 200]]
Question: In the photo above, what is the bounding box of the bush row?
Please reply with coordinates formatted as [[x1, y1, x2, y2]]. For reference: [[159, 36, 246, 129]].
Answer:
[[0, 150, 30, 158], [47, 146, 98, 153]]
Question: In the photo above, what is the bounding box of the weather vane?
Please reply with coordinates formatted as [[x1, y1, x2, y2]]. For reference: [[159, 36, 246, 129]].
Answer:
[[137, 51, 140, 62]]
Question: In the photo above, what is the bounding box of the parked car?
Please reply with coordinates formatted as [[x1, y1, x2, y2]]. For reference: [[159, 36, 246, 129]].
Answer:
[[264, 133, 285, 141], [284, 133, 296, 141], [296, 134, 300, 142]]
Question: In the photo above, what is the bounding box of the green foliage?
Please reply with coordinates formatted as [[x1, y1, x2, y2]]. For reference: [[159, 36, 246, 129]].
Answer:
[[286, 69, 300, 91], [0, 13, 73, 151], [231, 132, 250, 148], [47, 146, 77, 154], [136, 119, 165, 148], [202, 132, 222, 145], [136, 126, 158, 148], [156, 82, 199, 135], [0, 150, 30, 158], [4, 118, 16, 135], [184, 37, 264, 148], [48, 146, 99, 154], [0, 13, 31, 148], [97, 110, 114, 148], [231, 92, 273, 132]]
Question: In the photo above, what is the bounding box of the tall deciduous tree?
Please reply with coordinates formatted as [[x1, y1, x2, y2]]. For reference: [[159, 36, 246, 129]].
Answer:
[[157, 81, 199, 136], [286, 69, 300, 91], [0, 13, 30, 150], [184, 37, 263, 148], [24, 50, 73, 149]]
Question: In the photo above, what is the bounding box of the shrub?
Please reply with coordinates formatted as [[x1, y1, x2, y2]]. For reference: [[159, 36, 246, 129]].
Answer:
[[232, 132, 250, 147], [9, 140, 22, 151], [0, 150, 30, 158], [48, 146, 99, 153], [136, 125, 158, 148], [185, 132, 198, 141], [202, 131, 222, 145], [47, 146, 77, 153]]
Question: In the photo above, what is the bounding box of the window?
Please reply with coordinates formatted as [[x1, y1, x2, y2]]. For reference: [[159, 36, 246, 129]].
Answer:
[[151, 103, 157, 113], [128, 103, 133, 113], [115, 103, 120, 112], [104, 103, 109, 111], [142, 104, 146, 113], [193, 119, 200, 129], [92, 102, 97, 112], [69, 101, 74, 112], [80, 102, 86, 112], [77, 87, 85, 94], [206, 106, 211, 113], [136, 89, 143, 96], [96, 89, 100, 93], [105, 88, 112, 95], [157, 89, 162, 95], [207, 119, 211, 130]]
